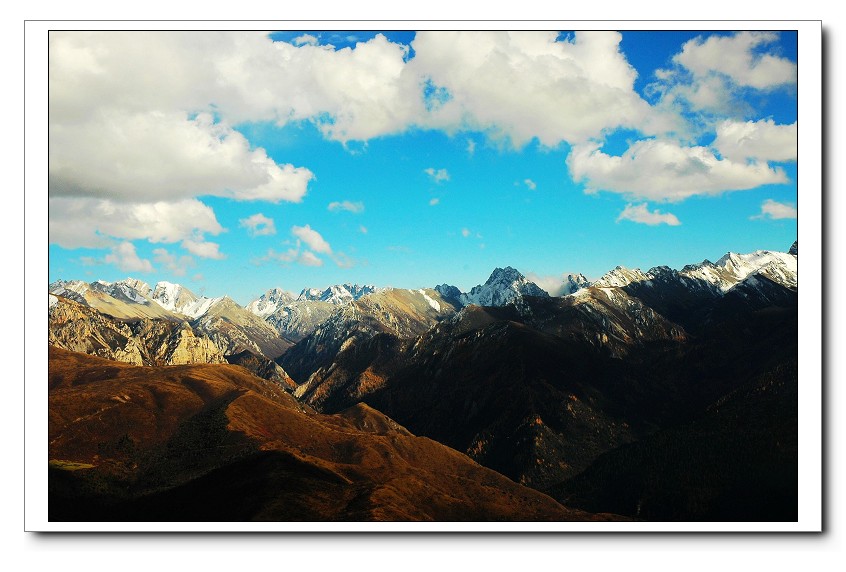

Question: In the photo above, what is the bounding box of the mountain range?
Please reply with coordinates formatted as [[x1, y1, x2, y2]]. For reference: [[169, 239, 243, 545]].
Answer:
[[47, 241, 798, 521]]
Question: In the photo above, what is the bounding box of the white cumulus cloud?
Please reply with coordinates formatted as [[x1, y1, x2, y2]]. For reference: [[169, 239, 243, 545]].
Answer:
[[673, 32, 797, 90], [49, 111, 313, 204], [617, 203, 681, 226], [424, 168, 450, 183], [291, 224, 333, 254], [647, 32, 797, 121], [298, 251, 324, 267], [567, 138, 788, 202], [328, 200, 365, 213], [153, 248, 195, 277], [292, 34, 319, 46], [239, 213, 277, 237], [181, 239, 225, 260], [48, 198, 224, 249], [752, 199, 797, 220], [104, 242, 154, 273], [409, 31, 665, 147], [714, 119, 797, 162]]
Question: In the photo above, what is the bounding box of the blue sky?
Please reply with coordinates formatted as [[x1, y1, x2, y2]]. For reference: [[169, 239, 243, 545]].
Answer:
[[48, 30, 798, 304]]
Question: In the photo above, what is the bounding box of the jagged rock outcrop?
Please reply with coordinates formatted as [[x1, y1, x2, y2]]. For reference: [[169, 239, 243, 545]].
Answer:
[[49, 294, 225, 366]]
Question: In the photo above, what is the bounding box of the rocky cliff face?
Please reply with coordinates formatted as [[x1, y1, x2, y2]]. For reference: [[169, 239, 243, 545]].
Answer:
[[159, 322, 227, 365], [49, 294, 225, 366], [48, 294, 146, 365]]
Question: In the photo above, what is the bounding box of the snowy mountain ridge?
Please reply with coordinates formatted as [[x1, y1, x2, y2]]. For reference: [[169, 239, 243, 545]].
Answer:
[[588, 246, 797, 294], [436, 266, 551, 309]]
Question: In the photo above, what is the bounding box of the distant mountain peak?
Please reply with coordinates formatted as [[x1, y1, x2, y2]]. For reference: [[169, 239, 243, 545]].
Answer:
[[789, 240, 798, 256], [458, 266, 549, 307], [246, 288, 297, 318], [593, 266, 649, 289], [295, 283, 377, 305], [486, 266, 523, 282]]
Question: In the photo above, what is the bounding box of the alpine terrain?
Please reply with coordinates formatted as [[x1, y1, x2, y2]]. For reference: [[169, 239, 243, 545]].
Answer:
[[47, 242, 798, 522]]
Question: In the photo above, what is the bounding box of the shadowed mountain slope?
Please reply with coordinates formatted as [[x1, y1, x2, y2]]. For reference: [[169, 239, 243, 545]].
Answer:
[[48, 347, 621, 522]]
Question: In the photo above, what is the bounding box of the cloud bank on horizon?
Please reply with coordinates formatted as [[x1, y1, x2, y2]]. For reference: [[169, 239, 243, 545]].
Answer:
[[47, 30, 798, 300]]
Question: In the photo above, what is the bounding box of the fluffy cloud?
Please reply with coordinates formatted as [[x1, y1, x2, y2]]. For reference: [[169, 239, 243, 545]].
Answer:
[[261, 247, 300, 264], [673, 32, 797, 90], [523, 179, 537, 190], [258, 225, 354, 268], [153, 248, 195, 277], [525, 273, 566, 297], [104, 242, 154, 273], [298, 251, 324, 267], [181, 239, 225, 260], [328, 200, 365, 213], [291, 224, 332, 254], [293, 34, 318, 46], [330, 252, 355, 269], [49, 31, 417, 141], [424, 168, 450, 183], [49, 111, 313, 203], [48, 198, 224, 249], [48, 31, 414, 257], [752, 199, 797, 220], [617, 203, 681, 226], [410, 31, 664, 146], [714, 119, 797, 162], [648, 32, 797, 120], [567, 139, 788, 202], [239, 213, 277, 237]]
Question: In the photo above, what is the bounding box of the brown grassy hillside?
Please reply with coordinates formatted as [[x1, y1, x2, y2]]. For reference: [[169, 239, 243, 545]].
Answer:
[[48, 346, 623, 522]]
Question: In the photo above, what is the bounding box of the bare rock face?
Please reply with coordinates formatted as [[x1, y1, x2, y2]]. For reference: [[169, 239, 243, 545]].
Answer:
[[48, 295, 146, 365], [49, 294, 224, 366], [159, 323, 226, 365]]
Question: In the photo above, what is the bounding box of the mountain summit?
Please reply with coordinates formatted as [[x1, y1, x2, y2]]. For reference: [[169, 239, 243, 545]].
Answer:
[[437, 267, 549, 308]]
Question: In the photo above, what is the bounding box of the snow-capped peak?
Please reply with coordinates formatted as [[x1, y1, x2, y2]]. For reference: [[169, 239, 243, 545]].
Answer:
[[688, 250, 797, 292], [459, 266, 549, 307], [592, 266, 650, 289], [49, 279, 90, 297], [88, 278, 152, 305], [151, 281, 205, 315], [179, 295, 224, 319], [561, 273, 590, 296], [296, 283, 379, 306], [116, 278, 152, 297], [246, 288, 297, 318]]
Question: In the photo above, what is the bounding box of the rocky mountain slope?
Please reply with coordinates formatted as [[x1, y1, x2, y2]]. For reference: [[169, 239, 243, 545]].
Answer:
[[435, 266, 550, 308], [48, 347, 622, 522], [49, 294, 226, 366], [282, 244, 798, 504], [247, 283, 379, 341], [278, 287, 459, 384], [49, 278, 294, 362], [47, 243, 798, 520], [190, 296, 292, 359]]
